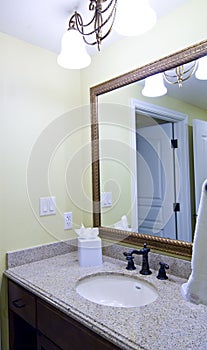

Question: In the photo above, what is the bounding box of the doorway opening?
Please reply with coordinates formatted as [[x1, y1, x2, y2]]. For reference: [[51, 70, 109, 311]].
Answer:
[[130, 99, 192, 242]]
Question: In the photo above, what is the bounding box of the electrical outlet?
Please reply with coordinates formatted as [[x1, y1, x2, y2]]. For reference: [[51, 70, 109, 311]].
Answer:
[[64, 212, 72, 230]]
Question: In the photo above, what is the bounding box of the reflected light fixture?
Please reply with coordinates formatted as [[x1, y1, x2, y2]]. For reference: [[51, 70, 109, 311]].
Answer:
[[57, 0, 157, 70], [163, 61, 197, 88], [142, 73, 167, 97], [195, 56, 207, 80], [142, 58, 207, 98]]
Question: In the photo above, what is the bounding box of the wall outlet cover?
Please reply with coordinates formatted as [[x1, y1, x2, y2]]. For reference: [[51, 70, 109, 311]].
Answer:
[[64, 212, 72, 230]]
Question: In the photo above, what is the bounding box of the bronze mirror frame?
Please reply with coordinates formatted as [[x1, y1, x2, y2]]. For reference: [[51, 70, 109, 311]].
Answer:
[[90, 39, 207, 259]]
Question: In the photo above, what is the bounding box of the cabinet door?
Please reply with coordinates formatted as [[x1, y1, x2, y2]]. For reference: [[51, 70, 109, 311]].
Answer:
[[37, 332, 61, 350], [9, 280, 36, 327], [37, 299, 121, 350], [8, 280, 37, 350], [9, 311, 37, 350]]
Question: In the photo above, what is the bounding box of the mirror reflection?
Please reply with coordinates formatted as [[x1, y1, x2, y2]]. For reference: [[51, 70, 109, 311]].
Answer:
[[98, 56, 207, 243]]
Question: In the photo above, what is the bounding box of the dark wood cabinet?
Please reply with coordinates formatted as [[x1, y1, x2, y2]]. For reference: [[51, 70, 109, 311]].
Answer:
[[9, 311, 37, 350], [37, 332, 61, 350], [8, 280, 120, 350], [8, 281, 37, 350]]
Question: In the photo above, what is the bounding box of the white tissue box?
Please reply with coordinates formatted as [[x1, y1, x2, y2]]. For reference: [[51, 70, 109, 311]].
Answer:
[[78, 237, 102, 267]]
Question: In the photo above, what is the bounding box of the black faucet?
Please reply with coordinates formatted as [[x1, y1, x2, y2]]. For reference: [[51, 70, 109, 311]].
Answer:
[[157, 262, 169, 280], [123, 243, 152, 275]]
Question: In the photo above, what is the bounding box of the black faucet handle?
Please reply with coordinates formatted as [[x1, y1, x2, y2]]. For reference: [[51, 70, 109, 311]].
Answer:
[[157, 262, 169, 280], [123, 251, 136, 270], [123, 250, 133, 257]]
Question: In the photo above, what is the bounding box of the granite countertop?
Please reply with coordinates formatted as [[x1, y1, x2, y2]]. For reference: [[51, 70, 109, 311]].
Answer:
[[4, 251, 207, 350]]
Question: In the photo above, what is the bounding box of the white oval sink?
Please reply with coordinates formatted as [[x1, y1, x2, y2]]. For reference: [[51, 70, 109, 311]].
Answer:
[[76, 273, 158, 308]]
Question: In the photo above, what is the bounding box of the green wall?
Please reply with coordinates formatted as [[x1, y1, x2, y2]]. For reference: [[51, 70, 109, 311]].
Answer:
[[0, 32, 84, 349]]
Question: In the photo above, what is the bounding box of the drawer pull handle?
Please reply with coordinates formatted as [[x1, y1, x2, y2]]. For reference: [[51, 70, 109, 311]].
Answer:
[[12, 298, 26, 309]]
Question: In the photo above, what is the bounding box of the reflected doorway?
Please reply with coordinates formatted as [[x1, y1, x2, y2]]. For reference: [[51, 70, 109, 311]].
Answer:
[[193, 119, 207, 214], [136, 117, 177, 239], [131, 99, 192, 242]]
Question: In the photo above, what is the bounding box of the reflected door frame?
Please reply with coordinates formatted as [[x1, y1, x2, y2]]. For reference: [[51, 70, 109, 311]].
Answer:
[[130, 99, 192, 242], [136, 122, 176, 239], [193, 118, 207, 214]]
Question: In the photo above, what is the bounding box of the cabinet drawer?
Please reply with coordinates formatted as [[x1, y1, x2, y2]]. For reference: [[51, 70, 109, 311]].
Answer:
[[8, 280, 36, 328], [37, 299, 120, 350]]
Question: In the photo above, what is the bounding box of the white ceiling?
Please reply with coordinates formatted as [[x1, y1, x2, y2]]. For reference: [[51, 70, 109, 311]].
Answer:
[[0, 0, 189, 54], [0, 0, 206, 110]]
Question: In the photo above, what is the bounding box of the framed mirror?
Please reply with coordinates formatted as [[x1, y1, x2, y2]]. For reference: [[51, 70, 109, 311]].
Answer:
[[90, 39, 207, 258]]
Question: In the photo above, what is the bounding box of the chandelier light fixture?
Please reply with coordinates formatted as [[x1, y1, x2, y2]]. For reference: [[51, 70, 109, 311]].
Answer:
[[195, 56, 207, 80], [163, 61, 197, 88], [142, 58, 207, 98], [142, 73, 167, 97], [57, 0, 157, 70], [114, 0, 157, 36]]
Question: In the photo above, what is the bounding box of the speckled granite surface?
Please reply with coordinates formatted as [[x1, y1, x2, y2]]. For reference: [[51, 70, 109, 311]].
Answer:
[[4, 251, 207, 350], [103, 243, 191, 279], [6, 239, 77, 268], [6, 239, 191, 279]]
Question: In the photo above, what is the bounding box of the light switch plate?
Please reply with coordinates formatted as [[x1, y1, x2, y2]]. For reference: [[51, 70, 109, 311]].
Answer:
[[39, 197, 56, 216], [101, 192, 112, 208]]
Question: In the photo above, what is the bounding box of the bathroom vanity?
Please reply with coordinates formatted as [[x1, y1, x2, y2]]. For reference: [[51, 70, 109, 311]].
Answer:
[[8, 279, 119, 350], [5, 246, 207, 350]]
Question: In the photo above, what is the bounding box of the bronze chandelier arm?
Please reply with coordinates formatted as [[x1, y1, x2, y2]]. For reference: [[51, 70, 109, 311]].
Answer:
[[67, 0, 117, 50], [164, 61, 197, 87]]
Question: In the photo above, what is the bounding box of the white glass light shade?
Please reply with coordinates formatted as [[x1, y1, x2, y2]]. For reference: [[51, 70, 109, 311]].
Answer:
[[195, 56, 207, 80], [114, 0, 157, 36], [57, 30, 91, 69], [142, 74, 167, 97]]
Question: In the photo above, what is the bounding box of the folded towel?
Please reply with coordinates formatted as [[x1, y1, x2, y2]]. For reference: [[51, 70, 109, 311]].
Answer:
[[75, 224, 99, 239], [114, 215, 132, 231], [181, 179, 207, 305]]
